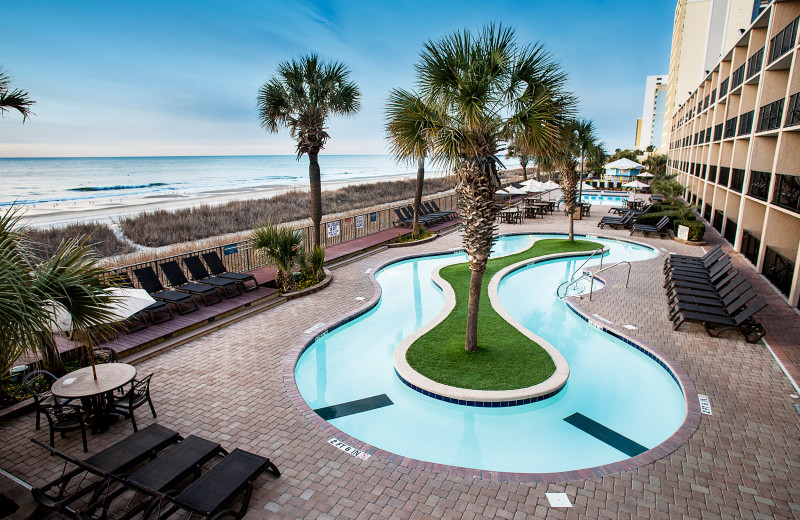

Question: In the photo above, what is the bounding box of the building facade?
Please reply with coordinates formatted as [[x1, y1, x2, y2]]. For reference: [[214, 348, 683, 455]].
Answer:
[[640, 75, 668, 149], [666, 0, 800, 307]]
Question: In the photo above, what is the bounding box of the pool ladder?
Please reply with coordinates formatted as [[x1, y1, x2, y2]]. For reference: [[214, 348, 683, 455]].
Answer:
[[557, 257, 632, 301], [556, 247, 605, 298]]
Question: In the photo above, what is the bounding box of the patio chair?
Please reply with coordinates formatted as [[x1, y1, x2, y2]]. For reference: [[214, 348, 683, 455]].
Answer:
[[23, 370, 75, 430], [133, 267, 199, 316], [79, 346, 119, 367], [401, 206, 440, 225], [664, 246, 723, 272], [664, 255, 732, 287], [670, 285, 757, 320], [110, 374, 157, 433], [115, 273, 174, 325], [428, 200, 458, 219], [31, 424, 181, 515], [183, 256, 242, 298], [667, 272, 747, 305], [159, 261, 222, 306], [40, 404, 89, 453], [598, 212, 634, 229], [201, 252, 259, 292], [630, 216, 671, 238], [150, 448, 280, 520]]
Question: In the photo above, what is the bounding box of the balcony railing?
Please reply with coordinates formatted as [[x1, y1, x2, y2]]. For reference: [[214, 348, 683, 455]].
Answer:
[[731, 64, 746, 90], [747, 47, 764, 78], [738, 110, 754, 135], [724, 116, 738, 138], [768, 15, 799, 64], [718, 167, 730, 187], [719, 78, 729, 97], [758, 98, 785, 131], [709, 165, 718, 183], [714, 123, 723, 141], [763, 247, 795, 298], [730, 168, 746, 192], [748, 170, 771, 200], [741, 230, 761, 266], [786, 92, 800, 127], [710, 88, 717, 104], [703, 94, 710, 111], [724, 218, 737, 244], [706, 127, 712, 143], [773, 173, 800, 214]]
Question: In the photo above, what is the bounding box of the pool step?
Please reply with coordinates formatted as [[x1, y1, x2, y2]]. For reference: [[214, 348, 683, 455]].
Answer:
[[314, 394, 393, 420], [563, 413, 647, 457]]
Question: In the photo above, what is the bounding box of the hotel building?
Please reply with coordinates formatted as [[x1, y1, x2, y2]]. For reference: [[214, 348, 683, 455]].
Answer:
[[666, 0, 800, 308]]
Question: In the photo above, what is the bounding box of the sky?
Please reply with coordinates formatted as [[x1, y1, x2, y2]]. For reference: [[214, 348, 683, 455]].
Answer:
[[0, 0, 676, 158]]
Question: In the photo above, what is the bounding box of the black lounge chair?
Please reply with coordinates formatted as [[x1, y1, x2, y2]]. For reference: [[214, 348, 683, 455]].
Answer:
[[673, 297, 767, 343], [152, 448, 280, 520], [664, 246, 724, 272], [420, 202, 452, 221], [31, 424, 181, 515], [666, 267, 739, 295], [667, 272, 746, 305], [183, 256, 242, 298], [115, 273, 174, 325], [669, 285, 757, 320], [201, 252, 259, 292], [159, 261, 222, 306], [133, 267, 199, 316], [84, 435, 227, 520], [424, 201, 457, 220], [598, 212, 634, 230], [429, 200, 458, 219], [401, 206, 440, 224], [630, 216, 671, 237], [664, 255, 731, 287]]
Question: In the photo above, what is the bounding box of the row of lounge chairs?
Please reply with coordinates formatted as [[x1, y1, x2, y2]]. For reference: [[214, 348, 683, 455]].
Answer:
[[32, 423, 280, 520], [598, 205, 672, 238], [664, 245, 767, 342], [393, 201, 458, 227]]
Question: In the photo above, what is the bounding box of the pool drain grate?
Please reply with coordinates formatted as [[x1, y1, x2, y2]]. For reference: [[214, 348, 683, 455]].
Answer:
[[314, 394, 394, 420], [563, 412, 647, 457]]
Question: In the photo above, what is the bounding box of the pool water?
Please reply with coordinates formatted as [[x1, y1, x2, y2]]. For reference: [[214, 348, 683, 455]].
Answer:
[[294, 235, 686, 473], [580, 193, 637, 206]]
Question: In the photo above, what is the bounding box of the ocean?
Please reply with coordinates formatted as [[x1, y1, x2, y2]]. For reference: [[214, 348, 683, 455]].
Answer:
[[0, 155, 424, 207]]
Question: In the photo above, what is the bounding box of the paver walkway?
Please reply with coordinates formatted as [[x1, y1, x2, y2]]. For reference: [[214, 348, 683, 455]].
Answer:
[[1, 207, 799, 519]]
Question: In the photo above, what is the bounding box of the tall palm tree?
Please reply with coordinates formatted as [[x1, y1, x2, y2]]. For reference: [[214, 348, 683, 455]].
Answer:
[[0, 210, 117, 377], [552, 120, 583, 241], [385, 90, 434, 238], [257, 55, 361, 249], [574, 118, 597, 203], [0, 68, 35, 121], [388, 25, 574, 351], [644, 153, 667, 178], [585, 141, 608, 177]]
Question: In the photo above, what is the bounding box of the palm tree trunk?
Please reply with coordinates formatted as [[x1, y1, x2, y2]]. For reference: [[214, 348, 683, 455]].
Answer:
[[578, 150, 585, 202], [457, 162, 499, 352], [521, 164, 527, 181], [412, 157, 425, 238], [308, 152, 323, 249], [561, 169, 578, 242]]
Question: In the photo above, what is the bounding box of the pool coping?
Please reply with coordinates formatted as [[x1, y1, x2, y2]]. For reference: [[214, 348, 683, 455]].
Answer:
[[283, 232, 702, 484]]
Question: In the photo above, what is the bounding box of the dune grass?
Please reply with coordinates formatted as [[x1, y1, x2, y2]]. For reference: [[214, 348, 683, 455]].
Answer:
[[406, 238, 599, 391], [24, 222, 136, 262]]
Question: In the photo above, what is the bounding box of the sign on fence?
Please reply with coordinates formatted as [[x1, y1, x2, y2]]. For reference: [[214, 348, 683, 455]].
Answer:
[[327, 221, 340, 238], [369, 212, 377, 222], [356, 215, 364, 229], [223, 244, 238, 255]]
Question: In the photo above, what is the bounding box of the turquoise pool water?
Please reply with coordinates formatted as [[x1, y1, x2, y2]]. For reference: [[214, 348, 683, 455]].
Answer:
[[294, 234, 686, 473], [580, 193, 640, 206]]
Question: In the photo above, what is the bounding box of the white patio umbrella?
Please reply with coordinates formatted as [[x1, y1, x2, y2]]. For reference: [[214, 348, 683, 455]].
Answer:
[[623, 179, 650, 199], [636, 171, 654, 178], [541, 180, 559, 199], [52, 287, 156, 333], [579, 182, 595, 192], [520, 179, 545, 191]]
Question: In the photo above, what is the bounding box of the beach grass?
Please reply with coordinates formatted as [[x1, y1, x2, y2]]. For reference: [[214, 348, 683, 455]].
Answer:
[[406, 238, 599, 391], [24, 222, 136, 261]]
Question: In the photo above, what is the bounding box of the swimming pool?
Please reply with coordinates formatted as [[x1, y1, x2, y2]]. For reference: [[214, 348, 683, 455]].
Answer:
[[293, 234, 688, 474], [580, 192, 638, 206]]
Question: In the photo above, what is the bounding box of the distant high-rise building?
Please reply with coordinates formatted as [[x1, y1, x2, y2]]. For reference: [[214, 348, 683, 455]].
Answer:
[[661, 0, 756, 149], [634, 118, 643, 148], [639, 75, 668, 149]]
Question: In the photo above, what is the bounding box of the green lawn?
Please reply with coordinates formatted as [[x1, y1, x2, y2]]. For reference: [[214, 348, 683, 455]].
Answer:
[[406, 238, 600, 390]]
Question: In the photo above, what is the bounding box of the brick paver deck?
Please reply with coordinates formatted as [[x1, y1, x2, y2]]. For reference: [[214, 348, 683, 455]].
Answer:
[[1, 207, 799, 519]]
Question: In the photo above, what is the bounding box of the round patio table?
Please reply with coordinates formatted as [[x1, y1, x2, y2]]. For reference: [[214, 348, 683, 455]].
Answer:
[[52, 363, 136, 432]]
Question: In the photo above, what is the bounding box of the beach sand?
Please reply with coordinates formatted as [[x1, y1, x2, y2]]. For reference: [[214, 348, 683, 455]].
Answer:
[[19, 173, 419, 228]]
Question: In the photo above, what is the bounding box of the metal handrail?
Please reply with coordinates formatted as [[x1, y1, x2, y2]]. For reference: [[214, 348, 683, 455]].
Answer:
[[556, 271, 592, 298], [570, 247, 606, 282], [555, 247, 605, 298], [588, 261, 632, 301]]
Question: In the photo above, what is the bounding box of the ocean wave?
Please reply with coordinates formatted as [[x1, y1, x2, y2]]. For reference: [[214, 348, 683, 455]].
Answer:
[[68, 183, 169, 192]]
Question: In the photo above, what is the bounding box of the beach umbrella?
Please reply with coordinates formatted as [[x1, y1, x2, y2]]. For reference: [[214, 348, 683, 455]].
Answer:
[[520, 179, 544, 191], [637, 171, 654, 178], [623, 179, 649, 199], [541, 180, 559, 200]]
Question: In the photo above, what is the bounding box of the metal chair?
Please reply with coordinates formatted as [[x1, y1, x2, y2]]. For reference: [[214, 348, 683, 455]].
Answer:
[[23, 370, 74, 430], [40, 404, 89, 453], [110, 374, 156, 432]]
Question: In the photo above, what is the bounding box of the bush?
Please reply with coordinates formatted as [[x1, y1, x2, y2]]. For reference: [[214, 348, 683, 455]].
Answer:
[[636, 210, 691, 226], [674, 220, 706, 241]]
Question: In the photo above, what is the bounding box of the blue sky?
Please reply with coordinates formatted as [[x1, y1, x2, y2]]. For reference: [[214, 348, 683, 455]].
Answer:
[[0, 0, 675, 157]]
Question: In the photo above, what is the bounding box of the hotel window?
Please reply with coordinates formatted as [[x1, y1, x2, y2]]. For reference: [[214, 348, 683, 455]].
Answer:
[[746, 47, 764, 78], [768, 16, 799, 64], [757, 98, 784, 132], [773, 173, 800, 214], [738, 110, 754, 135], [748, 170, 771, 201], [786, 92, 800, 127]]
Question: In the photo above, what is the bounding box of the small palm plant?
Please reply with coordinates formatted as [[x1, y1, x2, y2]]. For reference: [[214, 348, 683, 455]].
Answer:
[[251, 223, 304, 293], [298, 246, 326, 282]]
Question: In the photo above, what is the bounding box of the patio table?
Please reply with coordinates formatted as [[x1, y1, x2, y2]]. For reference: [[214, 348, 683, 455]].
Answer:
[[52, 363, 136, 433], [499, 209, 523, 224]]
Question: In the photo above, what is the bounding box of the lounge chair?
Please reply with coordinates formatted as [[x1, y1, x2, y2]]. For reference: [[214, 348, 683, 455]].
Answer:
[[159, 261, 222, 305], [664, 246, 724, 272], [664, 255, 731, 287], [673, 297, 767, 342], [666, 267, 739, 295], [201, 251, 259, 292], [113, 273, 174, 325], [133, 267, 199, 316], [667, 272, 746, 305], [183, 256, 242, 298], [630, 216, 671, 238], [670, 285, 757, 320], [31, 424, 181, 515], [428, 200, 458, 219], [598, 212, 634, 229], [401, 206, 441, 224]]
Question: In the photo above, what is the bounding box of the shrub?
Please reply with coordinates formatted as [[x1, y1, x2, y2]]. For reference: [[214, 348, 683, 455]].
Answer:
[[635, 210, 691, 226], [24, 222, 135, 261], [674, 220, 706, 241]]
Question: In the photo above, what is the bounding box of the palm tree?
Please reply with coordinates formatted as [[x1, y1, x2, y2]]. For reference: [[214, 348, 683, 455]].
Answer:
[[388, 25, 574, 351], [257, 55, 361, 249], [644, 153, 668, 178], [251, 223, 304, 293], [573, 118, 597, 202], [505, 143, 530, 180], [585, 141, 608, 178], [0, 210, 117, 377], [0, 68, 35, 121], [385, 90, 433, 238], [554, 122, 581, 241]]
